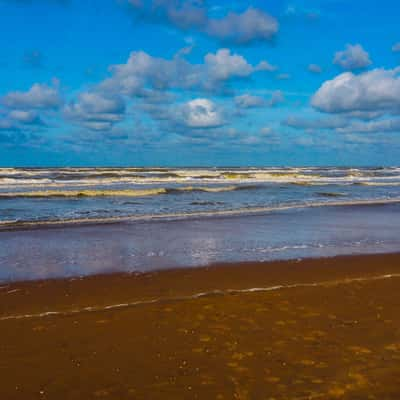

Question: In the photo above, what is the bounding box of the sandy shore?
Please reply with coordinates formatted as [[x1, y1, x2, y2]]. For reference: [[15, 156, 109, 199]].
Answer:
[[1, 253, 400, 399]]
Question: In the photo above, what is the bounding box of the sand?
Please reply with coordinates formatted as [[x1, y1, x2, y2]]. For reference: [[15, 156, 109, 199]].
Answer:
[[1, 253, 400, 399]]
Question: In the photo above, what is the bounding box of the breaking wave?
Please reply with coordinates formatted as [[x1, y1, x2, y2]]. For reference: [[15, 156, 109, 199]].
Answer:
[[0, 185, 264, 199], [1, 167, 400, 188]]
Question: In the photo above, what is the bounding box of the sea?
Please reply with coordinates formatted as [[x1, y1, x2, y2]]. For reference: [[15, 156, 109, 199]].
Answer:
[[1, 166, 400, 281]]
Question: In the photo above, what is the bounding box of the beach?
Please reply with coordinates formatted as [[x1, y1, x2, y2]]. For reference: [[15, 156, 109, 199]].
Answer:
[[1, 167, 400, 398], [3, 0, 400, 396], [1, 253, 400, 399]]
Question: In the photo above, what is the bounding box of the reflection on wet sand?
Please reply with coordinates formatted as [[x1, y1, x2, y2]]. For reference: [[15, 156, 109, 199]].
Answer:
[[2, 203, 400, 282]]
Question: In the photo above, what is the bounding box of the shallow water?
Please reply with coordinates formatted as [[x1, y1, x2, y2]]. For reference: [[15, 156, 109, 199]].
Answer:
[[1, 202, 399, 282], [1, 167, 400, 226]]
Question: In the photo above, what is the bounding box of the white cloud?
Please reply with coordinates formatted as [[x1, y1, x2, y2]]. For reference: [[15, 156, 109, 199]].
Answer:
[[100, 48, 272, 96], [183, 98, 223, 128], [312, 68, 400, 114], [205, 49, 268, 81], [333, 44, 372, 70], [126, 2, 278, 44], [2, 82, 62, 110], [64, 92, 125, 131], [101, 50, 198, 95], [8, 110, 42, 125], [206, 7, 278, 44], [235, 90, 283, 110], [127, 0, 207, 30]]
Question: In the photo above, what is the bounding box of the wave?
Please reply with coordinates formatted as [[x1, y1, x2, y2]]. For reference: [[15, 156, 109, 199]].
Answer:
[[0, 185, 263, 199], [2, 172, 400, 188], [0, 188, 168, 198], [1, 197, 400, 230]]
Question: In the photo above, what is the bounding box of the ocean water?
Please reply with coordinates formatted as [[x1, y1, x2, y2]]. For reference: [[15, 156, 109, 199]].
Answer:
[[1, 166, 400, 226], [0, 167, 400, 281]]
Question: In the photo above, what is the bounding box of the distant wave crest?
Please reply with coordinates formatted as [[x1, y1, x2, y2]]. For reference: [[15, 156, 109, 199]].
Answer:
[[0, 185, 263, 199]]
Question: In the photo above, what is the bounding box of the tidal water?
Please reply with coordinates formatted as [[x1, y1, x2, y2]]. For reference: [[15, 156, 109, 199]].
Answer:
[[0, 167, 399, 282], [1, 166, 400, 226]]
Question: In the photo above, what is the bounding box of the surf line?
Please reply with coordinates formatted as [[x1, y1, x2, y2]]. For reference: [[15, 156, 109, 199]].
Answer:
[[2, 197, 400, 231], [1, 273, 400, 322]]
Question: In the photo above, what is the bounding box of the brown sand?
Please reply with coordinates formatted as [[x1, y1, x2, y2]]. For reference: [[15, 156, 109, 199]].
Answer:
[[1, 253, 400, 399]]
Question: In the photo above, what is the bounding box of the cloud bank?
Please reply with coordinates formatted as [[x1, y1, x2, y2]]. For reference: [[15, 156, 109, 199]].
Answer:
[[126, 1, 278, 44]]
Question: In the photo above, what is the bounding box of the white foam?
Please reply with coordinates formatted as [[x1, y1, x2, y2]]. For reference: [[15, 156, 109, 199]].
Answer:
[[1, 167, 400, 188]]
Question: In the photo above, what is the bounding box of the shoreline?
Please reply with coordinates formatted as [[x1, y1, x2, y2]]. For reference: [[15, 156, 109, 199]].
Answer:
[[1, 197, 400, 232], [1, 252, 400, 399], [1, 251, 400, 288], [2, 252, 400, 319], [2, 201, 400, 283]]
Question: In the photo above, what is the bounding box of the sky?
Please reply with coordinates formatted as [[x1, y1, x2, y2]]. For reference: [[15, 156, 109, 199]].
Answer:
[[0, 0, 400, 166]]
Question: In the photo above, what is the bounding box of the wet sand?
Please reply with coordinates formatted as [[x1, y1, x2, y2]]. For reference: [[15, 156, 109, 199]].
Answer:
[[1, 253, 400, 399]]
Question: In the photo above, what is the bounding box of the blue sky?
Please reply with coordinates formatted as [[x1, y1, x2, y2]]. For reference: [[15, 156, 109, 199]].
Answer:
[[0, 0, 400, 166]]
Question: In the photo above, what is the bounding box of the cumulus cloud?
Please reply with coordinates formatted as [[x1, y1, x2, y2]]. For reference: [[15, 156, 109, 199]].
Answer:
[[206, 7, 278, 44], [2, 82, 62, 110], [205, 49, 253, 80], [141, 97, 225, 135], [181, 98, 223, 128], [0, 110, 44, 136], [100, 48, 272, 95], [205, 49, 268, 80], [235, 90, 284, 110], [127, 0, 207, 29], [100, 50, 199, 95], [333, 44, 372, 70], [8, 110, 44, 125], [56, 47, 275, 132], [0, 81, 61, 131], [64, 92, 126, 131], [312, 68, 400, 114], [126, 1, 278, 44], [308, 64, 322, 74]]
